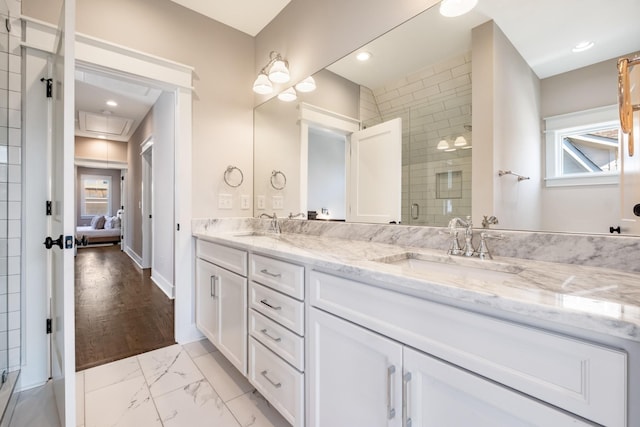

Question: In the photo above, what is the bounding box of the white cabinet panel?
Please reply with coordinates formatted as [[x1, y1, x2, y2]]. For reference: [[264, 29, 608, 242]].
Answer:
[[404, 347, 595, 427], [250, 282, 304, 335], [308, 308, 403, 427], [250, 309, 304, 371], [251, 253, 304, 299], [197, 239, 247, 276], [195, 256, 247, 375], [309, 270, 626, 427], [249, 337, 304, 426], [195, 258, 219, 344]]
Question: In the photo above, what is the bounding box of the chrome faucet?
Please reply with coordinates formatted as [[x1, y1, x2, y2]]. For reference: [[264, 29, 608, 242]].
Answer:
[[448, 216, 474, 257], [288, 212, 306, 219], [259, 212, 281, 234]]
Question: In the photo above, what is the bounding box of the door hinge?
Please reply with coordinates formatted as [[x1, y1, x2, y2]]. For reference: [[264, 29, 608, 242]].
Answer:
[[121, 176, 124, 181], [176, 223, 180, 231], [46, 318, 52, 334], [46, 200, 52, 216]]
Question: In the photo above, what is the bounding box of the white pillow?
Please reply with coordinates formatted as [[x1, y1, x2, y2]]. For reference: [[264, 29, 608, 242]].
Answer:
[[104, 216, 115, 229]]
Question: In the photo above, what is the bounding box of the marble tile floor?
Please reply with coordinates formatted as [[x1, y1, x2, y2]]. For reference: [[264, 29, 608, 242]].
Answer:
[[8, 340, 291, 427]]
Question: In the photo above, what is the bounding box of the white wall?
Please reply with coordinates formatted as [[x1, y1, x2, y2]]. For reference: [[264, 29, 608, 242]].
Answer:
[[539, 58, 622, 233], [472, 21, 542, 231], [151, 92, 175, 297]]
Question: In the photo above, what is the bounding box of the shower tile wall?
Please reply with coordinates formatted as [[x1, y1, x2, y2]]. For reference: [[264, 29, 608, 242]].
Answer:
[[360, 52, 472, 226], [0, 3, 22, 374]]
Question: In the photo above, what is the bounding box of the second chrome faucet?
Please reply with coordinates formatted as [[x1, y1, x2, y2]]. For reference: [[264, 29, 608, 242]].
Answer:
[[447, 216, 502, 259]]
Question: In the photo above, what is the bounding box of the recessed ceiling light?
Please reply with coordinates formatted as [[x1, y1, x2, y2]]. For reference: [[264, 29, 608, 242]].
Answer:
[[98, 135, 106, 139], [106, 100, 118, 107], [572, 41, 594, 53], [356, 51, 372, 61], [439, 0, 478, 17]]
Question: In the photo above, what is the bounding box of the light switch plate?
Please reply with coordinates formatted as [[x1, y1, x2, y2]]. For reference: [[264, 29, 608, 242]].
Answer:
[[218, 193, 232, 209], [257, 195, 265, 210], [241, 195, 250, 210], [272, 195, 283, 210]]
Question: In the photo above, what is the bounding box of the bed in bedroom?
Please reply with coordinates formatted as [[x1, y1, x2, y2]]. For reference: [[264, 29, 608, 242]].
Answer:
[[76, 214, 122, 245]]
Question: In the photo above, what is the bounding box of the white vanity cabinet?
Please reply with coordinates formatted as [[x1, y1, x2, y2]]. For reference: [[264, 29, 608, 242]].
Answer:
[[195, 240, 248, 375], [248, 253, 305, 427], [308, 270, 627, 427], [309, 308, 595, 427]]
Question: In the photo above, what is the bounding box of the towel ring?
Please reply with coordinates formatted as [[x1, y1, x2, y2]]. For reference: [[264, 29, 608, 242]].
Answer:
[[224, 165, 244, 188], [270, 170, 287, 190]]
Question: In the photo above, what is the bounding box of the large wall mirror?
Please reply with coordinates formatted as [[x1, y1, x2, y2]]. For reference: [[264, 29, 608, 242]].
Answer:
[[254, 0, 640, 235]]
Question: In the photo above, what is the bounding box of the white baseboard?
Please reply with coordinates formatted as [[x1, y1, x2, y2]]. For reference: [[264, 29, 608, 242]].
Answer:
[[124, 246, 144, 269], [151, 271, 175, 299]]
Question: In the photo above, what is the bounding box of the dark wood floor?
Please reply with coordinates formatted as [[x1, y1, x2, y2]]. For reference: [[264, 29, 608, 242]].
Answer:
[[75, 245, 175, 371]]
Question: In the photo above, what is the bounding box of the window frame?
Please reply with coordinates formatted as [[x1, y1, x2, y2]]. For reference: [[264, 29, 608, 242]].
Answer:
[[544, 105, 619, 187], [80, 174, 112, 218]]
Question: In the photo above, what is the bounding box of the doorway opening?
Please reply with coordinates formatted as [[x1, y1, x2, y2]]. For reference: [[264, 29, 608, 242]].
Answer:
[[73, 67, 176, 371]]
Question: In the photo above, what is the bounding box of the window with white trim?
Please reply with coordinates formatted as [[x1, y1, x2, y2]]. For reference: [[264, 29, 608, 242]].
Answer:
[[81, 175, 112, 217], [545, 106, 620, 187]]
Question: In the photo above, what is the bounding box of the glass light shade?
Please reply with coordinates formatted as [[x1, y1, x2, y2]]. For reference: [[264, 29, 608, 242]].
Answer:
[[295, 76, 316, 93], [268, 60, 290, 83], [444, 147, 457, 152], [437, 139, 450, 150], [439, 0, 478, 17], [253, 74, 273, 95], [454, 136, 467, 147], [277, 87, 297, 102]]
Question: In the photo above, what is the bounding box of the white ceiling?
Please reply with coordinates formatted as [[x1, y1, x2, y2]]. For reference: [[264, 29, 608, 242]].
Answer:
[[328, 0, 640, 89], [168, 0, 291, 36]]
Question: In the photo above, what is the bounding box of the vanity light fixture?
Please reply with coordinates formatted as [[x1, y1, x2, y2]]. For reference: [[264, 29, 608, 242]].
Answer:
[[437, 139, 450, 150], [356, 51, 372, 61], [572, 41, 594, 53], [253, 51, 291, 94], [295, 76, 317, 93], [439, 0, 478, 17], [277, 87, 297, 102]]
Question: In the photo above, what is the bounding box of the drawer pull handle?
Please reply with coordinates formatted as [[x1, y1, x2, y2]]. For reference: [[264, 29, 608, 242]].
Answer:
[[260, 328, 282, 342], [261, 370, 282, 388], [260, 268, 282, 278], [387, 365, 396, 419], [260, 299, 282, 311]]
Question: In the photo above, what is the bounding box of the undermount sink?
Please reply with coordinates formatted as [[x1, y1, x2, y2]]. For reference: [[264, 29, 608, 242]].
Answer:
[[374, 252, 522, 283], [232, 231, 281, 238]]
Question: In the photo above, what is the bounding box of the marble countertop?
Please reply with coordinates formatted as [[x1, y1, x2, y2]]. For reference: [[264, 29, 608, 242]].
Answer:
[[193, 229, 640, 343]]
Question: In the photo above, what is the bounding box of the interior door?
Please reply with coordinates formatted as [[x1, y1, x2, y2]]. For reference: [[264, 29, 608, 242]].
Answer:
[[48, 1, 76, 425], [620, 64, 640, 234], [347, 118, 402, 224]]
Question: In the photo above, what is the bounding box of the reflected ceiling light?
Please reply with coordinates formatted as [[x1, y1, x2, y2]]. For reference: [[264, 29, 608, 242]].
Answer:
[[454, 136, 467, 147], [253, 51, 290, 94], [356, 51, 372, 61], [572, 41, 594, 53], [439, 0, 478, 17], [253, 73, 273, 95], [295, 76, 317, 93], [106, 100, 118, 107], [437, 139, 450, 150], [277, 87, 297, 102]]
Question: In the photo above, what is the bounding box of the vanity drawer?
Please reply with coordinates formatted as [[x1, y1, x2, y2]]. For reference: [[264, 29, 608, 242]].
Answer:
[[249, 309, 304, 371], [250, 282, 304, 335], [250, 254, 304, 300], [310, 270, 627, 427], [197, 239, 247, 276], [249, 337, 303, 426]]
